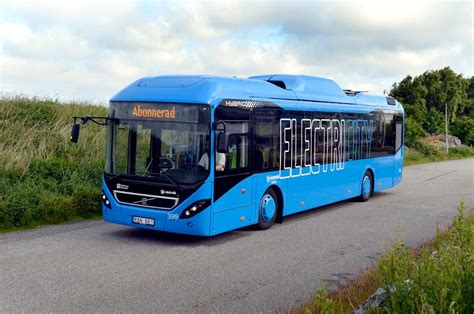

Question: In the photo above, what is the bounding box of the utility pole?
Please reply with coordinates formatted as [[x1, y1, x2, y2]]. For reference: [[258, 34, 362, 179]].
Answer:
[[445, 103, 449, 155]]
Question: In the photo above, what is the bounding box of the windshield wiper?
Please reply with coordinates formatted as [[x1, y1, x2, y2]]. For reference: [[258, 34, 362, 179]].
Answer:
[[160, 171, 185, 191], [144, 158, 154, 177], [105, 173, 122, 180]]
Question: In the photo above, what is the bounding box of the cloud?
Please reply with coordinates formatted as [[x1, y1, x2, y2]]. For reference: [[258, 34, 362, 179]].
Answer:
[[0, 0, 472, 103]]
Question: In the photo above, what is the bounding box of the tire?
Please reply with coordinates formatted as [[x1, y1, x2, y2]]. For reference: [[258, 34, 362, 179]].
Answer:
[[257, 189, 278, 230], [359, 170, 373, 202]]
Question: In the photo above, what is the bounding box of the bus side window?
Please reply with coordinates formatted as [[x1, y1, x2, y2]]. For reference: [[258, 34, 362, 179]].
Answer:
[[254, 118, 280, 171], [370, 113, 385, 158], [216, 121, 249, 174], [226, 133, 248, 170], [383, 113, 396, 155], [395, 114, 403, 151]]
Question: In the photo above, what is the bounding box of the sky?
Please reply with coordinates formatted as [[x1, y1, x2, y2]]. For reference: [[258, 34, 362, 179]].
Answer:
[[0, 0, 473, 104]]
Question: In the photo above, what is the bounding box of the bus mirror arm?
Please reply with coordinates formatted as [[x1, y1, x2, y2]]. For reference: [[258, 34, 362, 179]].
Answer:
[[70, 115, 115, 143], [73, 115, 114, 126]]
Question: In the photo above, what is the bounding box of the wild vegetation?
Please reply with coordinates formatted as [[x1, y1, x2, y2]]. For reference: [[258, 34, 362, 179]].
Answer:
[[390, 67, 474, 161], [404, 145, 474, 166], [296, 202, 474, 313], [0, 96, 106, 230]]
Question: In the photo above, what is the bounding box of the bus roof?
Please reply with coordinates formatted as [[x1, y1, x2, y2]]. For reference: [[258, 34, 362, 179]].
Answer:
[[110, 74, 400, 109]]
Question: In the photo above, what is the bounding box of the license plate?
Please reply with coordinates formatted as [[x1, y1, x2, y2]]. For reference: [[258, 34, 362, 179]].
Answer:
[[132, 216, 155, 226]]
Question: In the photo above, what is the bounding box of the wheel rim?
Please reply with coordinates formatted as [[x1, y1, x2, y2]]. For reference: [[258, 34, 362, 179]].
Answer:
[[260, 194, 276, 221], [362, 175, 371, 198]]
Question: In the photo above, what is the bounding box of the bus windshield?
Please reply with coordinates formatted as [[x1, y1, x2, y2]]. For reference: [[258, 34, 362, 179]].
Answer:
[[105, 103, 210, 185]]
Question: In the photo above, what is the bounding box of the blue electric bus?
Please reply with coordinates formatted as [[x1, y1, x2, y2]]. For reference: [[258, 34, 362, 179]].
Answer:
[[71, 74, 404, 236]]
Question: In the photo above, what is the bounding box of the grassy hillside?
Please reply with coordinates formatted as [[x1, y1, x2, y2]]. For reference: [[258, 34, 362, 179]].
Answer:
[[0, 97, 106, 230]]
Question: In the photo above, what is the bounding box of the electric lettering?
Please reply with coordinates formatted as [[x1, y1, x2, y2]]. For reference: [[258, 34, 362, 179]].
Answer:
[[279, 118, 374, 179]]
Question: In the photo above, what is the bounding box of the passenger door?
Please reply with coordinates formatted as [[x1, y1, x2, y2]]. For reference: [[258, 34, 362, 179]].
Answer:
[[212, 120, 253, 234]]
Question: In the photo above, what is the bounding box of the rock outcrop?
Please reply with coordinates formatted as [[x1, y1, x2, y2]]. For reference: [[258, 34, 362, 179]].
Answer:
[[427, 134, 463, 148]]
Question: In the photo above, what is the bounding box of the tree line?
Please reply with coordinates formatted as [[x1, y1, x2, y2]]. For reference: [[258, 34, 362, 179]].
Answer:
[[389, 67, 474, 146]]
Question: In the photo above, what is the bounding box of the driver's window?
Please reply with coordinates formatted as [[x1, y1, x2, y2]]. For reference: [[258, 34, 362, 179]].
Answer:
[[216, 121, 249, 174], [135, 124, 151, 175], [114, 124, 129, 174]]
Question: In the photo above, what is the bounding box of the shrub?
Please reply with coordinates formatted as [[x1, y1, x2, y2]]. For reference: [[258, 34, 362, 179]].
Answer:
[[403, 147, 426, 166], [0, 199, 9, 226], [3, 186, 40, 227], [404, 117, 425, 147], [451, 117, 474, 145], [450, 145, 474, 157], [412, 140, 441, 157], [29, 159, 74, 181], [35, 193, 75, 224], [379, 202, 473, 313], [72, 186, 101, 218]]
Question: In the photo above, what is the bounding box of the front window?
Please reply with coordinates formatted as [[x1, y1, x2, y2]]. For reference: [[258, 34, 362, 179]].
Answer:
[[105, 102, 210, 185]]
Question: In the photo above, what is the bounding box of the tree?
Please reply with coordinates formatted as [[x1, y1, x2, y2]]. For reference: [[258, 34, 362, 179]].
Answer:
[[451, 117, 474, 145], [465, 77, 474, 117], [423, 108, 444, 134], [422, 67, 468, 123], [404, 117, 425, 147], [390, 67, 473, 146]]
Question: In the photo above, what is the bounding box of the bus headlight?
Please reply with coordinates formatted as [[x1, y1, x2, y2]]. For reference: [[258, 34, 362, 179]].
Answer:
[[101, 190, 111, 209], [180, 200, 211, 219]]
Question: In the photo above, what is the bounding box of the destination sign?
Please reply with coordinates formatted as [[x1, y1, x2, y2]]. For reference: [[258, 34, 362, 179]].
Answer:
[[110, 102, 209, 124], [132, 105, 176, 119]]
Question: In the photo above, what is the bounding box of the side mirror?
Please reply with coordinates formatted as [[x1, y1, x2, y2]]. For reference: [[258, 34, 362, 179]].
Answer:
[[216, 132, 227, 153], [71, 124, 80, 143]]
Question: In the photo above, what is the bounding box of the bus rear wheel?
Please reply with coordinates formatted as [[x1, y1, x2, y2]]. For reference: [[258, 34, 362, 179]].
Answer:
[[257, 189, 278, 230], [359, 170, 373, 202]]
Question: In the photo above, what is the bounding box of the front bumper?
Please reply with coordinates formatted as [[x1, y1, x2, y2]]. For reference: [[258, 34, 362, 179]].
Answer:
[[102, 181, 212, 236]]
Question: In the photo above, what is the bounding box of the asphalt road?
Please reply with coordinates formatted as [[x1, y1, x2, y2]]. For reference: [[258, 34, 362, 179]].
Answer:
[[1, 159, 473, 313]]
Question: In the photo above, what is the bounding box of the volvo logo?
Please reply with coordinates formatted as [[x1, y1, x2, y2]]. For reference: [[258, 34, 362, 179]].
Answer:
[[133, 197, 156, 205]]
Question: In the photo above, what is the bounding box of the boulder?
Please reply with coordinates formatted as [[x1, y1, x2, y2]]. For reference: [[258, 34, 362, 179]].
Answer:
[[352, 288, 388, 314], [427, 134, 463, 148]]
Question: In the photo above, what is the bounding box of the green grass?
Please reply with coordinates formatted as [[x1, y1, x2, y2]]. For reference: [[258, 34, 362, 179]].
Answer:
[[404, 143, 474, 166], [378, 206, 474, 313], [0, 96, 106, 231], [294, 202, 474, 313]]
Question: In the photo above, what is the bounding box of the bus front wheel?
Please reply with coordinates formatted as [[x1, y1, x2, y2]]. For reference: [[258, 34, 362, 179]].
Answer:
[[257, 189, 278, 230], [359, 170, 373, 202]]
